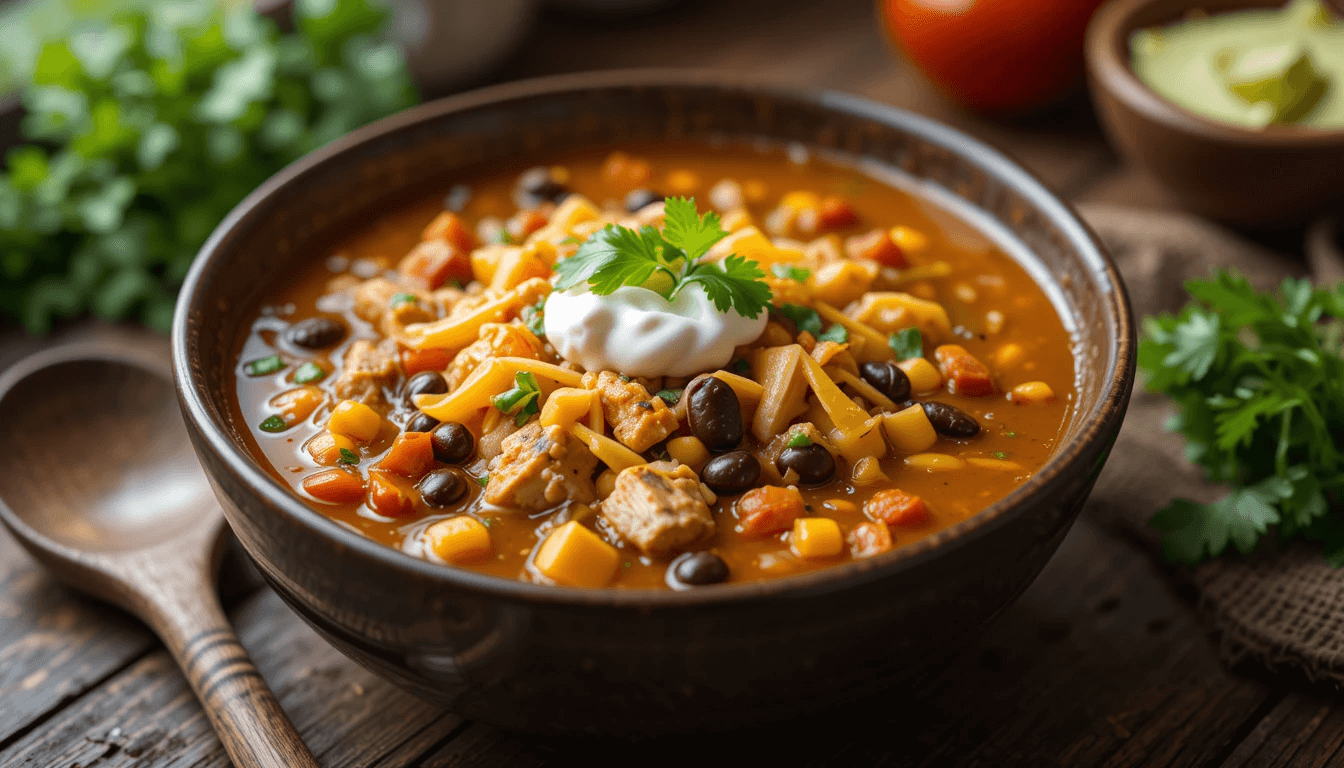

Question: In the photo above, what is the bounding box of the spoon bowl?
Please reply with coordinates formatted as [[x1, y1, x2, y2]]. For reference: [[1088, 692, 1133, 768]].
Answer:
[[0, 340, 317, 768]]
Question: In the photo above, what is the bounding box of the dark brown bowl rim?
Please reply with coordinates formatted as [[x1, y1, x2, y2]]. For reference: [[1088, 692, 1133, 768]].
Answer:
[[1086, 0, 1344, 145], [172, 69, 1135, 608]]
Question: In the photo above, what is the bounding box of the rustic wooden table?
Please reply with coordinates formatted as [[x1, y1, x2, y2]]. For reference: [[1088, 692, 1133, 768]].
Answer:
[[2, 1, 1338, 765]]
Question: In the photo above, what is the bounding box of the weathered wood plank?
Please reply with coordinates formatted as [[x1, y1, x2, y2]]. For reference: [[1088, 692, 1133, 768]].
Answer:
[[0, 589, 457, 767], [1220, 692, 1344, 768]]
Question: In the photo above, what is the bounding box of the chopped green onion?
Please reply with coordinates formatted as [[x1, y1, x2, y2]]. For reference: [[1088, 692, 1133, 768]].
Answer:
[[817, 324, 848, 343], [491, 371, 541, 426], [777, 303, 823, 336], [390, 292, 417, 308], [496, 229, 514, 244], [656, 389, 682, 406], [786, 432, 813, 448], [293, 362, 326, 383], [618, 374, 632, 383], [245, 355, 286, 376], [771, 264, 812, 282], [259, 415, 288, 432], [338, 447, 359, 464], [476, 474, 489, 488], [888, 328, 923, 360]]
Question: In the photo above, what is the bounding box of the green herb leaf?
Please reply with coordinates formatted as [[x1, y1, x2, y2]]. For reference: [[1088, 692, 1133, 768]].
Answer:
[[679, 254, 771, 319], [992, 451, 1007, 460], [476, 474, 489, 488], [656, 388, 682, 406], [245, 355, 286, 376], [661, 196, 728, 261], [259, 415, 288, 432], [521, 300, 546, 338], [491, 371, 541, 425], [778, 304, 823, 336], [771, 263, 812, 282], [786, 432, 813, 448], [294, 361, 326, 383], [817, 324, 848, 343], [338, 447, 359, 464], [389, 292, 417, 308], [889, 328, 923, 360]]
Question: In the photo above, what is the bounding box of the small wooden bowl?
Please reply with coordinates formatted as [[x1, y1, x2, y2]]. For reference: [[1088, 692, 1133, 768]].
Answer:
[[173, 71, 1135, 734], [1086, 0, 1344, 227]]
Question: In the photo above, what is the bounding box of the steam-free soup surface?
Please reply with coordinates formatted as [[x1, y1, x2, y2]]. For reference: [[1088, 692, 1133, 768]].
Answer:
[[234, 143, 1076, 589]]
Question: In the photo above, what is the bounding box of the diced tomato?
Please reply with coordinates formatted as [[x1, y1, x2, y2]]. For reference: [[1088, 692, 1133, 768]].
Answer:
[[301, 469, 366, 504], [818, 196, 860, 231], [934, 344, 996, 397], [375, 432, 436, 479], [398, 240, 472, 290], [844, 228, 906, 268], [847, 521, 893, 558], [506, 209, 550, 241], [865, 489, 929, 528], [401, 347, 452, 377], [422, 211, 477, 253], [735, 486, 806, 537], [368, 472, 414, 517]]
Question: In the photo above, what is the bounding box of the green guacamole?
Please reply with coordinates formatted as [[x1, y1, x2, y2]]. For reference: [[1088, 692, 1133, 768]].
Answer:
[[1131, 0, 1344, 129]]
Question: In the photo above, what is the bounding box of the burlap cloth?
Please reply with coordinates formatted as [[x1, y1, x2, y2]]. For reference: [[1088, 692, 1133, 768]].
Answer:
[[1078, 203, 1344, 684]]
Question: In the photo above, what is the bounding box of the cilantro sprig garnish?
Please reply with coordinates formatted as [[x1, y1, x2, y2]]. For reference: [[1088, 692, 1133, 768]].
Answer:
[[889, 328, 923, 360], [1141, 271, 1344, 566], [553, 197, 772, 319], [491, 372, 542, 426]]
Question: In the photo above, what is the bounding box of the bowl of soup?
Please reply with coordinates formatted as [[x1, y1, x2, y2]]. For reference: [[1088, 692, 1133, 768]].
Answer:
[[173, 71, 1134, 734]]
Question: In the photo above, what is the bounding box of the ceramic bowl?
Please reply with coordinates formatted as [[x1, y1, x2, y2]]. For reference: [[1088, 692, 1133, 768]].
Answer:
[[172, 71, 1134, 735], [1086, 0, 1344, 227]]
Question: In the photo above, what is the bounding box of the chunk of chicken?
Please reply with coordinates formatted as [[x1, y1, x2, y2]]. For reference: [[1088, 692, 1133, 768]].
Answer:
[[445, 322, 545, 390], [582, 371, 680, 453], [602, 463, 714, 558], [332, 338, 401, 406], [485, 423, 598, 512]]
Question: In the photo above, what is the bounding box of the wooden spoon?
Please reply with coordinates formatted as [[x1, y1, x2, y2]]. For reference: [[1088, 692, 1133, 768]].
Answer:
[[0, 343, 319, 768]]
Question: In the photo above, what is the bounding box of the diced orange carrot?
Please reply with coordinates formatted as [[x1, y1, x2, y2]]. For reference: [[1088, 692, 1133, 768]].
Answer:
[[601, 151, 651, 191], [934, 344, 996, 397], [422, 211, 477, 253], [847, 521, 893, 558], [865, 489, 930, 528], [401, 346, 452, 377], [368, 472, 414, 517], [302, 469, 366, 504], [506, 209, 549, 241], [306, 431, 358, 466], [735, 486, 806, 537], [375, 432, 436, 479], [817, 196, 859, 231], [844, 228, 906, 268], [398, 240, 471, 290]]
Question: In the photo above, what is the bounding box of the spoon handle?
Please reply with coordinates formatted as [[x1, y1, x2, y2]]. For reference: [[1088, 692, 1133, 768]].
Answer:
[[146, 581, 320, 768]]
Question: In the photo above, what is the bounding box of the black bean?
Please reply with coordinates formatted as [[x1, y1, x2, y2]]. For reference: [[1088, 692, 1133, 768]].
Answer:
[[406, 411, 440, 433], [701, 451, 760, 494], [405, 371, 448, 399], [777, 444, 836, 486], [624, 188, 664, 212], [668, 551, 730, 588], [516, 166, 570, 206], [418, 469, 467, 508], [431, 421, 475, 464], [859, 361, 912, 403], [285, 317, 347, 349], [687, 377, 743, 452], [921, 402, 981, 438]]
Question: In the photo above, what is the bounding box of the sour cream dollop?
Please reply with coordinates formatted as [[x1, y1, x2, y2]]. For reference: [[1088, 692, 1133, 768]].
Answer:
[[543, 284, 768, 378]]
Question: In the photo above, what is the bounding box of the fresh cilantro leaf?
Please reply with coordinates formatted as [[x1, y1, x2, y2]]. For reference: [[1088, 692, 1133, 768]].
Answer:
[[656, 389, 682, 406], [258, 415, 288, 432], [817, 324, 848, 343], [661, 196, 728, 261], [245, 355, 286, 376], [476, 474, 489, 488], [679, 255, 772, 319], [554, 224, 677, 295], [338, 447, 359, 464], [771, 264, 812, 282], [786, 432, 813, 448], [777, 303, 823, 336], [889, 328, 923, 360], [521, 300, 546, 337], [390, 292, 417, 308]]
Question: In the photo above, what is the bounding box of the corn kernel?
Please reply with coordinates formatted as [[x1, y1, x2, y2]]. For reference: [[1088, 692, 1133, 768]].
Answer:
[[904, 453, 966, 471], [425, 516, 492, 564], [1010, 381, 1056, 405], [967, 457, 1024, 471], [994, 343, 1026, 368], [596, 469, 618, 499], [534, 521, 620, 588], [890, 225, 928, 253], [666, 169, 699, 194], [667, 436, 710, 471], [897, 357, 942, 394], [823, 498, 858, 514], [791, 517, 844, 559], [882, 405, 938, 454], [328, 400, 381, 442], [851, 456, 889, 485], [541, 387, 595, 429], [306, 431, 358, 466], [781, 190, 821, 212]]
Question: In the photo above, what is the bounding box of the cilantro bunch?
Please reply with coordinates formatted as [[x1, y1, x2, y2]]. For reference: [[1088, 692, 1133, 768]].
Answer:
[[0, 0, 416, 333], [1140, 271, 1344, 565], [554, 197, 773, 318]]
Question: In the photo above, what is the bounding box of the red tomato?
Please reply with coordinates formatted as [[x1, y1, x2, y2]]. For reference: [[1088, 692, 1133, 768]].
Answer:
[[880, 0, 1105, 115]]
